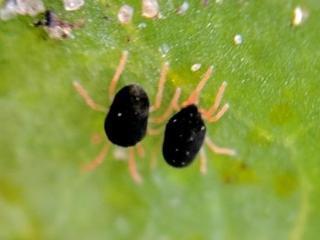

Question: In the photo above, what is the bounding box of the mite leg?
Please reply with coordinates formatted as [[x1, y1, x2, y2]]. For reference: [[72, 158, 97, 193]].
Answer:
[[208, 103, 229, 123], [205, 136, 236, 156], [81, 143, 110, 172], [150, 62, 170, 112], [136, 143, 145, 158], [147, 126, 162, 136], [183, 66, 213, 106], [90, 132, 104, 145], [150, 87, 181, 124], [199, 148, 208, 175], [202, 81, 228, 120], [150, 151, 158, 170], [128, 147, 143, 184], [73, 81, 105, 112], [108, 50, 129, 99]]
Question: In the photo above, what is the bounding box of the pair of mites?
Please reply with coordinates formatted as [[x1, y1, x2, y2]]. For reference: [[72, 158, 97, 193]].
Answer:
[[73, 51, 235, 184]]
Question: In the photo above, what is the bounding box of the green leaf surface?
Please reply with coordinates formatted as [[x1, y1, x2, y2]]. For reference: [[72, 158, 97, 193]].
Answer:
[[0, 0, 319, 239]]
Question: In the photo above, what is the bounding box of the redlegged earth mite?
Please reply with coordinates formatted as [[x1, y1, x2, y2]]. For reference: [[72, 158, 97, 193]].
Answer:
[[73, 51, 180, 183], [161, 66, 236, 173]]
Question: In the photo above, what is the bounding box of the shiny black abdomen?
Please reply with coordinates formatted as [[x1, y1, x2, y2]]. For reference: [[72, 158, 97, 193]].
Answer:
[[105, 84, 150, 147], [162, 104, 206, 168]]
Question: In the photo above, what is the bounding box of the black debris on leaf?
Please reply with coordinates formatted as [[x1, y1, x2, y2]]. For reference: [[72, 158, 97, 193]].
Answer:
[[34, 10, 83, 39]]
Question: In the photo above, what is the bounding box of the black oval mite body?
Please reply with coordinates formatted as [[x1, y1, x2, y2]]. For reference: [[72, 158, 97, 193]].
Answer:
[[105, 84, 150, 147], [162, 104, 206, 167]]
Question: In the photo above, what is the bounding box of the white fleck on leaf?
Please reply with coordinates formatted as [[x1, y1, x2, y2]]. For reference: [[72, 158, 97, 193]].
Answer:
[[233, 34, 243, 45], [113, 148, 128, 161], [142, 0, 159, 19], [159, 43, 170, 57], [0, 0, 17, 20], [177, 1, 189, 15], [46, 25, 74, 39], [118, 4, 134, 24], [16, 0, 45, 15], [0, 0, 45, 20], [137, 22, 147, 29], [191, 63, 201, 72], [292, 6, 308, 27], [63, 0, 84, 11]]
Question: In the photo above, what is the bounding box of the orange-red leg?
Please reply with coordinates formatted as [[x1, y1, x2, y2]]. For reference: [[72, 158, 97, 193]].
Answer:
[[91, 132, 104, 145], [128, 147, 143, 184], [208, 103, 229, 123], [136, 143, 145, 158], [150, 62, 170, 112], [73, 81, 105, 112], [199, 148, 208, 175], [150, 151, 158, 170], [183, 66, 213, 106], [205, 136, 236, 156], [108, 50, 129, 99], [203, 81, 227, 119], [81, 143, 110, 172], [150, 87, 181, 124], [147, 126, 162, 136]]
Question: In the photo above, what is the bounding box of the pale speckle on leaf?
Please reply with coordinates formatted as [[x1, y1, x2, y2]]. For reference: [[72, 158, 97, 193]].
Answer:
[[177, 1, 189, 15], [46, 25, 75, 39], [292, 6, 308, 27], [63, 0, 84, 11], [137, 22, 147, 29], [159, 43, 170, 57], [191, 63, 201, 72], [113, 148, 128, 161], [234, 34, 243, 45], [118, 4, 134, 24], [0, 0, 44, 20], [142, 0, 159, 19]]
